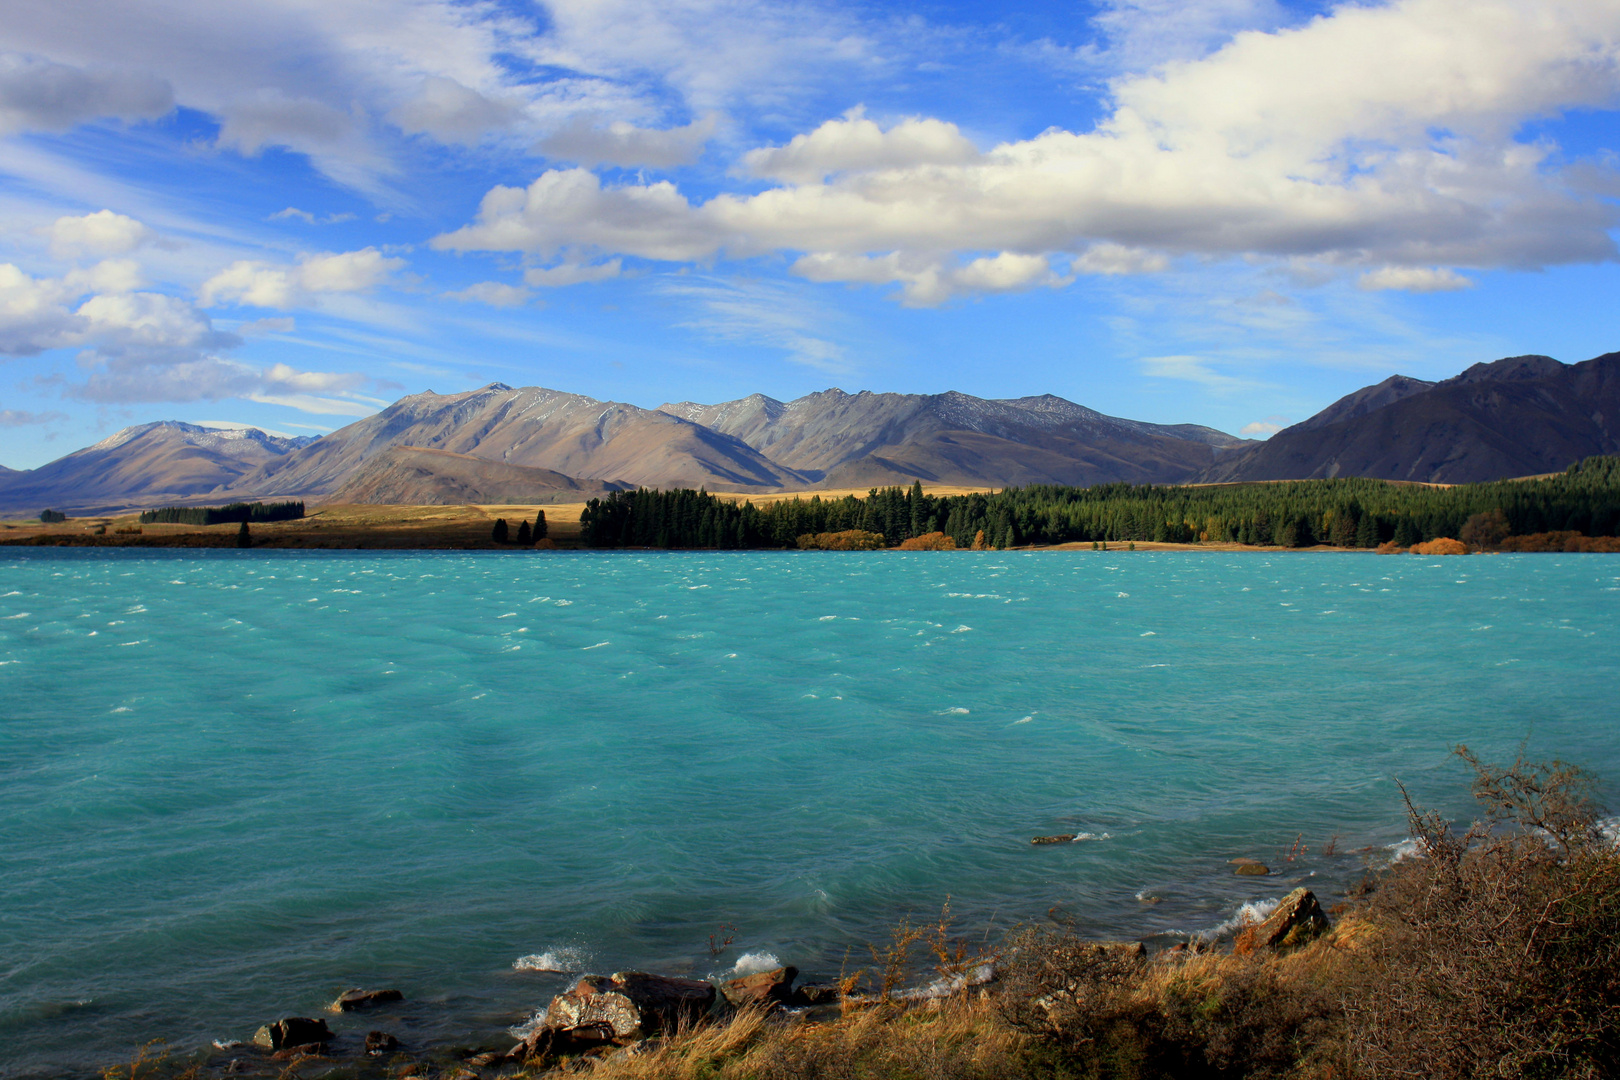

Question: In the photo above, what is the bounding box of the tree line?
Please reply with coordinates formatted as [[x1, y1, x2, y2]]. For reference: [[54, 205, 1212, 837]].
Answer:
[[139, 501, 305, 526], [578, 456, 1620, 550]]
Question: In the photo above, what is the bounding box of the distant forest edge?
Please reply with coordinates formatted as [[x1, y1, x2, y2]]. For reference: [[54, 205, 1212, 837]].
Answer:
[[579, 457, 1620, 550], [138, 501, 306, 526]]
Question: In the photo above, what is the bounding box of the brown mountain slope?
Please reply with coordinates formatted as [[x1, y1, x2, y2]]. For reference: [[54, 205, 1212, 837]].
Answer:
[[1201, 352, 1620, 483], [0, 422, 315, 516], [327, 446, 629, 505], [663, 388, 1251, 487], [222, 384, 806, 500]]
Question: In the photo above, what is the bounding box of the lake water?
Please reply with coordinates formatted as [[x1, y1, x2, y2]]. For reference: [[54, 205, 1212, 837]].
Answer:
[[2, 549, 1616, 1076]]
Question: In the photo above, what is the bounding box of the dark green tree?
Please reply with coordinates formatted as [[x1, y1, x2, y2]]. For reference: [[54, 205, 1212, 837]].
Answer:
[[236, 520, 251, 548], [492, 518, 510, 543], [516, 520, 532, 544], [533, 510, 547, 540]]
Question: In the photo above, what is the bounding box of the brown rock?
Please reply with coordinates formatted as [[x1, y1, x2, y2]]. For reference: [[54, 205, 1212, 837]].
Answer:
[[1031, 834, 1076, 845], [1234, 887, 1331, 954], [364, 1031, 400, 1055], [269, 1043, 326, 1061], [720, 966, 798, 1008], [541, 972, 717, 1043], [1234, 863, 1270, 876], [792, 982, 841, 1006], [251, 1017, 331, 1050], [332, 987, 404, 1012]]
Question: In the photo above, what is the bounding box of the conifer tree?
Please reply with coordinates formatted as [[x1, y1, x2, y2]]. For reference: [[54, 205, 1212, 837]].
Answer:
[[492, 518, 509, 543], [516, 520, 532, 544], [533, 510, 547, 540], [236, 520, 251, 548]]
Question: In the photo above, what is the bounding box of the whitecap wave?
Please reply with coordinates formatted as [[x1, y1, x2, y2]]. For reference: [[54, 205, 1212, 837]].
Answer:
[[941, 707, 969, 715], [730, 950, 781, 976], [892, 963, 996, 1000], [1597, 816, 1620, 847], [1198, 897, 1280, 941], [514, 945, 590, 973], [1388, 837, 1424, 862]]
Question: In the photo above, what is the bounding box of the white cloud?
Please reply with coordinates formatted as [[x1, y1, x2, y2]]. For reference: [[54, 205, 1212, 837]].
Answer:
[[435, 0, 1620, 304], [443, 280, 532, 307], [0, 262, 83, 355], [0, 52, 172, 135], [389, 75, 520, 145], [1138, 354, 1258, 391], [1357, 266, 1474, 292], [743, 107, 980, 184], [199, 247, 407, 309], [523, 259, 622, 287], [1074, 244, 1169, 276], [46, 210, 156, 258], [792, 251, 1063, 306], [538, 114, 716, 169], [64, 259, 145, 295], [1240, 415, 1290, 437], [661, 276, 851, 373], [0, 263, 369, 410], [0, 407, 68, 426], [269, 207, 356, 225], [237, 316, 296, 336]]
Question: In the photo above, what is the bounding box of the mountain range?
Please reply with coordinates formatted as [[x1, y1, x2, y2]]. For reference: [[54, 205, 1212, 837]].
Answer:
[[2, 348, 1615, 515]]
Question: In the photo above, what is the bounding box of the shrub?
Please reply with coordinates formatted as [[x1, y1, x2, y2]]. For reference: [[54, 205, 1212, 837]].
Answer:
[[39, 509, 66, 523], [796, 530, 885, 551], [898, 531, 957, 550], [1459, 509, 1510, 549], [1409, 537, 1468, 554], [1340, 747, 1620, 1080]]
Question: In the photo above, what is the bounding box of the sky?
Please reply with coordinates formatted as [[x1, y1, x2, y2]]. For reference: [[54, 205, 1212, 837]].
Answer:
[[0, 0, 1617, 469]]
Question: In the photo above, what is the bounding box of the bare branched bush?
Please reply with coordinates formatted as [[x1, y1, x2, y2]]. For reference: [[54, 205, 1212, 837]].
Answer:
[[1341, 747, 1620, 1080]]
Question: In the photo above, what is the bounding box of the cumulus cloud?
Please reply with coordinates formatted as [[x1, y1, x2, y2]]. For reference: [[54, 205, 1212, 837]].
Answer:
[[0, 52, 172, 135], [743, 108, 979, 184], [1357, 266, 1474, 292], [47, 210, 156, 259], [1241, 415, 1291, 437], [199, 248, 406, 309], [443, 280, 531, 307], [538, 114, 716, 169], [523, 259, 622, 287], [0, 262, 368, 410], [435, 0, 1620, 304]]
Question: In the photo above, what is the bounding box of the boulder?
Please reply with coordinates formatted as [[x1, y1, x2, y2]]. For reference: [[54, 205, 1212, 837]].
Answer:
[[720, 965, 798, 1008], [269, 1044, 326, 1061], [364, 1031, 400, 1055], [541, 972, 717, 1043], [1234, 888, 1330, 954], [333, 988, 404, 1012], [792, 982, 842, 1006], [251, 1017, 331, 1051], [1234, 863, 1270, 876]]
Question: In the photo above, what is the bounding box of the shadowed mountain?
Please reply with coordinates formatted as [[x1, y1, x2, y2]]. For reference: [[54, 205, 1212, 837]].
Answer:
[[1201, 352, 1620, 484], [0, 422, 316, 516], [327, 446, 629, 505], [222, 384, 805, 500], [661, 388, 1251, 487]]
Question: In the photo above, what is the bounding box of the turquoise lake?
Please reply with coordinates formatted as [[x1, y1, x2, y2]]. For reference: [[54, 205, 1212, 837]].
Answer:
[[2, 549, 1617, 1076]]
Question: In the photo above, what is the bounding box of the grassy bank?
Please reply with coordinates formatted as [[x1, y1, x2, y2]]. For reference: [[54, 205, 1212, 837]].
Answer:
[[501, 748, 1617, 1080]]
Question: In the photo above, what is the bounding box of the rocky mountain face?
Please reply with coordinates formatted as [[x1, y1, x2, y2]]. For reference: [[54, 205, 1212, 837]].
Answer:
[[660, 388, 1252, 487], [224, 384, 805, 500], [35, 352, 1612, 513], [327, 446, 629, 505], [0, 422, 316, 515], [1200, 352, 1620, 484]]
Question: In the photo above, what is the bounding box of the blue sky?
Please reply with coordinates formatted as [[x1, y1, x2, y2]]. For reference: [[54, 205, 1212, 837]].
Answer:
[[1, 0, 1617, 468]]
